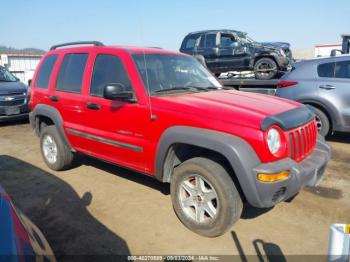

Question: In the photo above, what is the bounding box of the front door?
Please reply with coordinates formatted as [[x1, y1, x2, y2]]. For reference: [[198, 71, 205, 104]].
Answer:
[[218, 33, 250, 70], [80, 53, 149, 173]]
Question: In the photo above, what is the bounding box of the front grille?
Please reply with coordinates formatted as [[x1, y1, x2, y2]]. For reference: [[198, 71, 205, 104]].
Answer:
[[0, 91, 24, 96], [288, 120, 317, 162], [0, 99, 25, 107]]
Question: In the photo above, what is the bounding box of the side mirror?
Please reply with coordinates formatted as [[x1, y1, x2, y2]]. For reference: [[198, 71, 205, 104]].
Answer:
[[28, 79, 32, 87], [232, 42, 240, 48], [103, 83, 134, 102], [330, 49, 343, 57]]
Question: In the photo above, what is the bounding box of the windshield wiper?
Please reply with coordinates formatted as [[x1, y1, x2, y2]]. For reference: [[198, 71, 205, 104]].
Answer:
[[154, 87, 197, 93], [0, 80, 15, 82], [194, 86, 219, 91], [154, 86, 220, 94], [221, 86, 237, 90]]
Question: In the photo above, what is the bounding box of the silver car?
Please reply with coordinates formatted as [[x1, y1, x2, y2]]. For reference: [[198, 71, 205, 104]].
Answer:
[[275, 55, 350, 136]]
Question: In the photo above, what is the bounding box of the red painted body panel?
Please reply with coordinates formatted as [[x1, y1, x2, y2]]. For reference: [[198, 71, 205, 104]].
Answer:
[[30, 46, 313, 176]]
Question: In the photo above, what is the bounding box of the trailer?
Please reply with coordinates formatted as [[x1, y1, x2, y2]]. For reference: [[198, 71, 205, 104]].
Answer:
[[220, 77, 279, 95]]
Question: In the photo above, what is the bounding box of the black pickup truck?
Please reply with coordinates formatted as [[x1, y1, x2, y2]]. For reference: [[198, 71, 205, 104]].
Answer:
[[180, 29, 291, 80]]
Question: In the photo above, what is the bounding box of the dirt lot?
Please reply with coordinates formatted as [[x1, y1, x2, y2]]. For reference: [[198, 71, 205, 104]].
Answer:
[[0, 120, 349, 258]]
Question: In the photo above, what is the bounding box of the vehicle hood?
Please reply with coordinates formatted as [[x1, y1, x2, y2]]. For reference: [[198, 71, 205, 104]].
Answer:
[[260, 42, 290, 50], [0, 81, 27, 95], [151, 90, 301, 129]]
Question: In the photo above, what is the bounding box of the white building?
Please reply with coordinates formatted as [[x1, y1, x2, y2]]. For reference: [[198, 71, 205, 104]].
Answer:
[[315, 43, 342, 57], [0, 53, 43, 84]]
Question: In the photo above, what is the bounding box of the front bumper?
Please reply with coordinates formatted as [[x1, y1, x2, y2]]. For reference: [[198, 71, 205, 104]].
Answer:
[[0, 104, 29, 122], [276, 55, 290, 71], [250, 136, 331, 208]]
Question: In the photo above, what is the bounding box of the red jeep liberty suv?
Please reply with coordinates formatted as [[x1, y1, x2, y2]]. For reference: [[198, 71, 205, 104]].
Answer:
[[29, 41, 331, 237]]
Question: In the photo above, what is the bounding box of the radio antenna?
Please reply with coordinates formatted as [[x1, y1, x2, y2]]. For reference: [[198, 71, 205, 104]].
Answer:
[[138, 18, 155, 121]]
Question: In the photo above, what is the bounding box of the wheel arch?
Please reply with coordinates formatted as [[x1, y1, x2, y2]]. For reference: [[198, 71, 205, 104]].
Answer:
[[155, 126, 262, 204], [253, 55, 278, 68], [29, 104, 73, 150], [298, 99, 338, 132]]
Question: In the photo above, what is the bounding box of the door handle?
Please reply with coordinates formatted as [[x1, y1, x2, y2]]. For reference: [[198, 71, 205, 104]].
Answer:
[[50, 96, 59, 102], [86, 102, 101, 110], [319, 85, 336, 90]]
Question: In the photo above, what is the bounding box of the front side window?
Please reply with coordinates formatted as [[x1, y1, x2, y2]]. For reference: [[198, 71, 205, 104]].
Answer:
[[56, 53, 88, 93], [335, 60, 350, 79], [0, 66, 18, 82], [317, 62, 335, 78], [35, 55, 58, 88], [90, 54, 132, 97], [132, 54, 222, 95], [220, 34, 237, 47]]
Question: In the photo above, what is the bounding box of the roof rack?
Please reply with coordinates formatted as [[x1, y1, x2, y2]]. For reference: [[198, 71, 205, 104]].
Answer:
[[50, 41, 104, 50]]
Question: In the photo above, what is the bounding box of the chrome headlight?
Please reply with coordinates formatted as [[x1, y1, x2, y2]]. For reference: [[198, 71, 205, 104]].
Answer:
[[267, 128, 281, 155]]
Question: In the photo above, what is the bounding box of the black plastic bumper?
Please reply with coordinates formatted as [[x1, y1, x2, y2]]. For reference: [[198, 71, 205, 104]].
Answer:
[[276, 56, 290, 70], [0, 113, 29, 122], [0, 104, 29, 122], [249, 136, 331, 208]]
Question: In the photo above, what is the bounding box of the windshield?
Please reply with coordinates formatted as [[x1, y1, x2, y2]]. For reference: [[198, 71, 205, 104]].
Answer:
[[237, 32, 255, 44], [132, 54, 222, 95], [0, 67, 18, 82]]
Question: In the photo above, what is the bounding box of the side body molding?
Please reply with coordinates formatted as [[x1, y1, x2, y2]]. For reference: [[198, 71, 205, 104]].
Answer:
[[155, 126, 262, 204], [29, 104, 73, 150]]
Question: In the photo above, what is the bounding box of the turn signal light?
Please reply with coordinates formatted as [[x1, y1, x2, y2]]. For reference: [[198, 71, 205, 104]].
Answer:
[[257, 171, 289, 182], [346, 224, 350, 234]]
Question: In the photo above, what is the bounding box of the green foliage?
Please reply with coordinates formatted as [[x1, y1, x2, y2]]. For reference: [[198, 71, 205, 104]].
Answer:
[[0, 46, 45, 55]]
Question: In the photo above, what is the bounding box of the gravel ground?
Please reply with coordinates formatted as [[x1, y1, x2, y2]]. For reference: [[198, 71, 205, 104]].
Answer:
[[0, 120, 349, 259]]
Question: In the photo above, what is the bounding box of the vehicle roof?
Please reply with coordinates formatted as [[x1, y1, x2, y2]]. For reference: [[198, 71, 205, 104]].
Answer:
[[296, 54, 350, 64], [187, 29, 245, 35], [47, 45, 186, 56]]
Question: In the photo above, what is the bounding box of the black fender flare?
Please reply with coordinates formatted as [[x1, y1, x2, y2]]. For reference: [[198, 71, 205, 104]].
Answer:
[[29, 104, 73, 150], [154, 126, 262, 205]]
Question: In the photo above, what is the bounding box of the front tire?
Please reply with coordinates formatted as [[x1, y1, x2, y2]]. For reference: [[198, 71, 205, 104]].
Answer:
[[171, 157, 243, 237], [40, 125, 74, 171], [254, 57, 278, 80]]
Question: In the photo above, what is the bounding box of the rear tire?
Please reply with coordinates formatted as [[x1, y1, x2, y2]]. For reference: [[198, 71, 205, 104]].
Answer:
[[307, 105, 331, 136], [171, 157, 243, 237], [254, 57, 278, 80], [40, 125, 74, 171]]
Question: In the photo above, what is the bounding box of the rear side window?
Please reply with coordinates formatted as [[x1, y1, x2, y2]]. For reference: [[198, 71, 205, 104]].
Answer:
[[90, 54, 132, 97], [335, 60, 350, 79], [56, 53, 88, 93], [317, 62, 335, 78], [199, 33, 217, 48], [204, 34, 217, 48], [35, 55, 58, 88]]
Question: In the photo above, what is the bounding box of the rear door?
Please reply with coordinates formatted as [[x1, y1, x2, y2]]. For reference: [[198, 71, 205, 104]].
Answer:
[[50, 53, 89, 150], [317, 59, 350, 129], [79, 51, 149, 172], [196, 33, 219, 70]]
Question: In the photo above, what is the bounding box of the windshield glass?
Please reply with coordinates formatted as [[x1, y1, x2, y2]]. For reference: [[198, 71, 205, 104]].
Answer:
[[237, 32, 255, 44], [132, 54, 222, 95], [0, 66, 18, 82]]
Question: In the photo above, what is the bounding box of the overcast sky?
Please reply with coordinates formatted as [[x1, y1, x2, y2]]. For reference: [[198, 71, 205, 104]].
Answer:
[[1, 0, 349, 51]]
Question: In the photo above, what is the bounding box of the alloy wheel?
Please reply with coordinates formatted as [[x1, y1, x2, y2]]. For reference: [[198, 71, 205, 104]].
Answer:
[[178, 175, 219, 223]]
